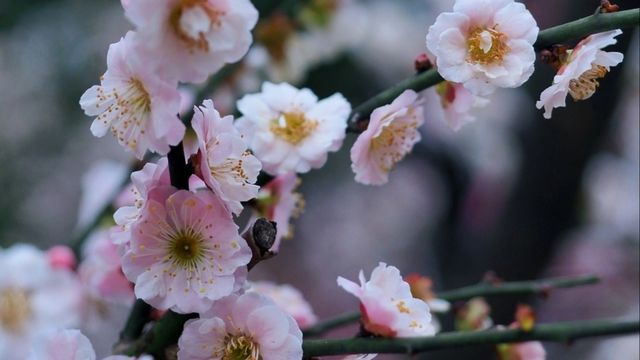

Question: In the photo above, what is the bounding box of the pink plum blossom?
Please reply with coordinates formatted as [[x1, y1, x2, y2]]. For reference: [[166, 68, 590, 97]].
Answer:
[[350, 90, 424, 185], [177, 292, 303, 360], [121, 187, 251, 314], [424, 81, 489, 131], [236, 82, 351, 175], [337, 262, 435, 337], [536, 30, 624, 119], [79, 32, 185, 159], [112, 158, 171, 245], [122, 0, 258, 83], [0, 245, 84, 359], [28, 329, 96, 360], [252, 172, 302, 251], [249, 281, 317, 328], [192, 99, 261, 215], [426, 0, 538, 95], [79, 230, 134, 305], [497, 327, 546, 360], [47, 245, 77, 270]]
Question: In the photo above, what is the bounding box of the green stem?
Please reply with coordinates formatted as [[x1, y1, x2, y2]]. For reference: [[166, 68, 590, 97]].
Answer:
[[302, 274, 599, 337], [119, 299, 152, 343], [348, 8, 640, 130], [303, 319, 639, 357]]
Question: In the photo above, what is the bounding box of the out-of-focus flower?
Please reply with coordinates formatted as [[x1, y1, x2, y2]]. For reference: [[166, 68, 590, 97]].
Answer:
[[536, 30, 624, 119], [248, 281, 317, 328], [426, 0, 538, 95], [79, 230, 133, 305], [77, 161, 128, 231], [350, 90, 424, 185], [424, 81, 490, 131], [455, 297, 493, 331], [112, 158, 171, 245], [0, 245, 83, 359], [79, 32, 185, 159], [191, 99, 261, 215], [496, 324, 546, 360], [47, 245, 76, 270], [121, 187, 251, 314], [177, 292, 303, 359], [28, 329, 96, 360], [236, 82, 350, 175], [252, 172, 303, 251], [122, 0, 258, 83], [515, 304, 536, 332], [337, 262, 435, 337]]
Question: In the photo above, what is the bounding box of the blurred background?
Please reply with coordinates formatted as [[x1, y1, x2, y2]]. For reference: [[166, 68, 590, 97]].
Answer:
[[0, 0, 638, 358]]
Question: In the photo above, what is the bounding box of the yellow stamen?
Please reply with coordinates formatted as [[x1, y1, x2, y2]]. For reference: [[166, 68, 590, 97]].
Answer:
[[220, 334, 260, 360], [0, 288, 31, 333], [467, 27, 510, 65], [568, 64, 608, 101], [269, 112, 318, 145]]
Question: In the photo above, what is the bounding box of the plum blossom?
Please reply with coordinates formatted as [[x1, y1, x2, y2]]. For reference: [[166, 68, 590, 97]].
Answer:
[[455, 297, 493, 331], [191, 99, 261, 215], [79, 230, 134, 305], [122, 0, 258, 83], [426, 0, 538, 95], [337, 262, 435, 337], [497, 324, 546, 360], [112, 158, 171, 245], [28, 329, 96, 360], [177, 292, 303, 360], [252, 172, 302, 251], [350, 90, 424, 185], [424, 81, 490, 131], [79, 32, 185, 159], [536, 30, 624, 119], [121, 187, 251, 314], [236, 82, 351, 175], [76, 161, 128, 231], [248, 281, 317, 328], [0, 245, 83, 360], [47, 245, 76, 270]]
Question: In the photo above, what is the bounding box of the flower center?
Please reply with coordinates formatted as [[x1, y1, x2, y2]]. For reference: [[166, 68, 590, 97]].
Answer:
[[467, 27, 509, 65], [0, 288, 31, 333], [167, 227, 205, 269], [269, 112, 318, 145], [170, 0, 224, 51], [568, 64, 608, 101], [222, 334, 260, 360]]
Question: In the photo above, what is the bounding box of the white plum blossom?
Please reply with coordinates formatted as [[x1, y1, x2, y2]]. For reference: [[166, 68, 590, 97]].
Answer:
[[426, 0, 539, 95], [337, 262, 435, 337], [28, 329, 96, 360], [424, 81, 490, 131], [236, 82, 351, 175], [122, 0, 258, 83], [192, 99, 261, 215], [536, 30, 624, 119], [0, 245, 83, 360], [79, 32, 185, 159], [177, 292, 303, 360], [350, 90, 424, 185], [121, 187, 251, 314], [248, 281, 318, 328]]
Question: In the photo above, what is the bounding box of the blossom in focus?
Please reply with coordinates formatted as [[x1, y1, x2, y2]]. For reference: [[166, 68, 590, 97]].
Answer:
[[192, 99, 261, 215], [79, 32, 185, 159], [177, 292, 303, 360], [248, 281, 317, 328], [112, 158, 171, 245], [424, 81, 490, 131], [122, 0, 258, 83], [455, 297, 493, 331], [79, 230, 134, 305], [337, 262, 435, 337], [536, 30, 624, 119], [350, 90, 424, 185], [28, 329, 96, 360], [252, 172, 303, 251], [121, 187, 251, 314], [0, 245, 83, 359], [236, 82, 351, 175], [426, 0, 538, 95]]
